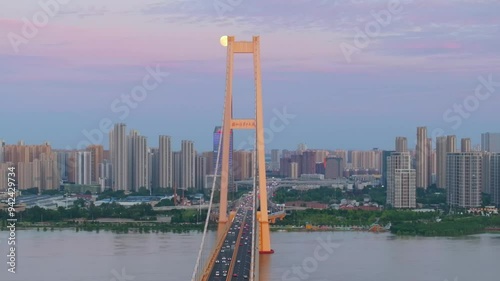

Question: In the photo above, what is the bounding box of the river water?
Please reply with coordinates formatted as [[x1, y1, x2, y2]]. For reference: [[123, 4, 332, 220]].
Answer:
[[1, 229, 499, 281]]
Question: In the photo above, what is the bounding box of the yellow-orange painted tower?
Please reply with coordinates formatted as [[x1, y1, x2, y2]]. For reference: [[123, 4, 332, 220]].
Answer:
[[218, 35, 273, 254]]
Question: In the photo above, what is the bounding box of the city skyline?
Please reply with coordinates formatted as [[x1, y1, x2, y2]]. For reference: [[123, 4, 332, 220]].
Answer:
[[0, 127, 497, 152], [0, 123, 500, 152], [1, 1, 500, 151]]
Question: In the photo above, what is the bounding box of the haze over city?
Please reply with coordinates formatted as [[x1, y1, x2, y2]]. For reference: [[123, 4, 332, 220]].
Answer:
[[1, 0, 500, 151]]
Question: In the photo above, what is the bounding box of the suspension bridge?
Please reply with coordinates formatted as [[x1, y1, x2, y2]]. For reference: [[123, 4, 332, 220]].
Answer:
[[190, 35, 285, 281]]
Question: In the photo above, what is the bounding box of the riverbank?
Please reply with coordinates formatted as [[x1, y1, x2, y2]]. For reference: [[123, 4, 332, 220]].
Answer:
[[275, 209, 500, 237]]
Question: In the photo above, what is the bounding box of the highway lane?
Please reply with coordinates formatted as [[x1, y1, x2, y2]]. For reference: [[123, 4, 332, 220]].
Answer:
[[225, 212, 247, 280], [208, 196, 253, 280], [208, 209, 245, 280], [230, 209, 253, 280]]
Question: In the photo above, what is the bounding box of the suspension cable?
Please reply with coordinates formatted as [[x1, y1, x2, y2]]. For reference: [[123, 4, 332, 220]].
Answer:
[[250, 139, 257, 281], [190, 86, 226, 281]]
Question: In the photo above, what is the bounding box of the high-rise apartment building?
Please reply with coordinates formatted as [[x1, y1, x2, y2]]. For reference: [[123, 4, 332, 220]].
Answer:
[[381, 150, 395, 187], [109, 123, 128, 191], [332, 150, 348, 162], [426, 138, 435, 185], [99, 159, 112, 189], [2, 142, 60, 190], [416, 127, 428, 188], [395, 137, 408, 152], [173, 151, 182, 189], [158, 135, 173, 188], [0, 139, 5, 163], [233, 150, 253, 181], [325, 157, 344, 179], [461, 138, 471, 152], [446, 152, 482, 208], [213, 126, 233, 178], [202, 151, 214, 177], [128, 132, 148, 191], [301, 150, 317, 175], [290, 162, 299, 179], [488, 153, 500, 206], [181, 140, 195, 189], [195, 155, 207, 189], [270, 149, 280, 171], [436, 136, 447, 189], [348, 150, 381, 170], [149, 148, 159, 189], [87, 145, 103, 184], [74, 151, 92, 185], [481, 132, 500, 153], [387, 152, 416, 208], [447, 135, 456, 153]]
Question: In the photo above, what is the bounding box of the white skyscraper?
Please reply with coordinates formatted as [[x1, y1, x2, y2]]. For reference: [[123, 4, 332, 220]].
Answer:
[[74, 151, 92, 185]]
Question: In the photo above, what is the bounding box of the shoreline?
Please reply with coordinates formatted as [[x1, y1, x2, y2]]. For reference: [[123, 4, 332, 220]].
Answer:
[[2, 223, 499, 237]]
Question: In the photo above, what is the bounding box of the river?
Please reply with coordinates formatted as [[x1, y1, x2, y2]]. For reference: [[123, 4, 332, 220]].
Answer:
[[1, 229, 499, 281]]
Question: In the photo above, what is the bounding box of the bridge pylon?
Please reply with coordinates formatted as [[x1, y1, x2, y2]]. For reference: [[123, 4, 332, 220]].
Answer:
[[218, 35, 274, 254]]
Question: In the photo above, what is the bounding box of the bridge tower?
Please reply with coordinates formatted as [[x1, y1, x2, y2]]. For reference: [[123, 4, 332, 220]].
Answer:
[[218, 35, 274, 254]]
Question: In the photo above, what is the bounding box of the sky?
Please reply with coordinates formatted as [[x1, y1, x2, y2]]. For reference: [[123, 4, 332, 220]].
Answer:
[[0, 0, 499, 152]]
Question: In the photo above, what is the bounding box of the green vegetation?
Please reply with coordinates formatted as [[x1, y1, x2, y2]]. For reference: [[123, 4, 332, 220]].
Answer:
[[21, 187, 40, 195], [276, 209, 437, 227], [276, 208, 500, 237], [273, 186, 386, 205], [416, 185, 447, 206], [0, 220, 205, 233], [0, 202, 157, 222], [160, 209, 207, 224], [96, 189, 127, 200], [391, 216, 500, 236], [155, 198, 175, 207]]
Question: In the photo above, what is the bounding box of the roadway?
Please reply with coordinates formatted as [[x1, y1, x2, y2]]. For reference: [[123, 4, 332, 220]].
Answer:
[[208, 196, 253, 280], [207, 185, 282, 280], [229, 209, 253, 280]]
